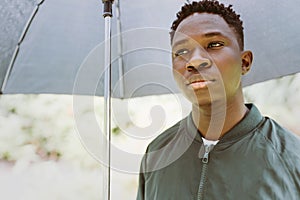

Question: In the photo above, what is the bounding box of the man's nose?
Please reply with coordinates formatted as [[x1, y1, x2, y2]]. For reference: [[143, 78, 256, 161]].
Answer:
[[185, 49, 212, 72]]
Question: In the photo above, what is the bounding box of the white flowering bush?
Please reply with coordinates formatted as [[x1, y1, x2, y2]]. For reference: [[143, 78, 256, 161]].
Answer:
[[0, 95, 104, 199], [0, 93, 186, 200], [244, 74, 300, 135]]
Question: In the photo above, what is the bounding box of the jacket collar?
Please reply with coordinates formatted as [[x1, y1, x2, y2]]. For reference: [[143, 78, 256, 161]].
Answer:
[[185, 104, 264, 144]]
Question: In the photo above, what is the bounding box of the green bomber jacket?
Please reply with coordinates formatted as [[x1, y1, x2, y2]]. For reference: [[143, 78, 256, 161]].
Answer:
[[137, 104, 300, 200]]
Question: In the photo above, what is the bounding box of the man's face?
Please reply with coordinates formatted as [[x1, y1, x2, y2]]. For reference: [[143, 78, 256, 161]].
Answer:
[[172, 12, 249, 106]]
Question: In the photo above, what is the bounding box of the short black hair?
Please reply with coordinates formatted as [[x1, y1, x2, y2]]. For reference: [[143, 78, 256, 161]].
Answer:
[[170, 0, 244, 50]]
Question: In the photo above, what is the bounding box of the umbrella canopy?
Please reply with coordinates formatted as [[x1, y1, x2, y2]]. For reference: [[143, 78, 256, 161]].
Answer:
[[1, 0, 300, 98]]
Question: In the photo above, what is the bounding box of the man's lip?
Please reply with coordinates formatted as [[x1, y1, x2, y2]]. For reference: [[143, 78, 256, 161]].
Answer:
[[186, 79, 216, 90], [185, 79, 216, 85]]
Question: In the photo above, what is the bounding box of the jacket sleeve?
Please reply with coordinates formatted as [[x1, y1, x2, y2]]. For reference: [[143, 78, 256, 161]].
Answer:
[[136, 151, 147, 200], [136, 170, 145, 200]]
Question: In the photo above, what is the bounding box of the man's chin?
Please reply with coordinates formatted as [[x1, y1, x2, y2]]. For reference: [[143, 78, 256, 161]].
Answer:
[[184, 94, 213, 107], [188, 95, 228, 109]]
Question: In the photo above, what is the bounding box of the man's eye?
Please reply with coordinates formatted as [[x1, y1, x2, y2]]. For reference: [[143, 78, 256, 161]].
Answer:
[[207, 42, 224, 49], [174, 49, 189, 57]]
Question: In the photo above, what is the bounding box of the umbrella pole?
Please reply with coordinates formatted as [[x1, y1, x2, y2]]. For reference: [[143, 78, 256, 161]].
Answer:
[[102, 0, 114, 200]]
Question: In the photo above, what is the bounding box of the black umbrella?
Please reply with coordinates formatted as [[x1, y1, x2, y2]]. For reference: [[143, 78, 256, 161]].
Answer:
[[1, 0, 300, 97]]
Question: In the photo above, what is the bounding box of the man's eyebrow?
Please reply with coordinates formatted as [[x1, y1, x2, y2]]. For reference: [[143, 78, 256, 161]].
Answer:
[[172, 39, 189, 48], [203, 31, 224, 37]]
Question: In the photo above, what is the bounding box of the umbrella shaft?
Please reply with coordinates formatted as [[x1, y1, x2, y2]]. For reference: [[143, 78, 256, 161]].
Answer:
[[103, 16, 112, 200]]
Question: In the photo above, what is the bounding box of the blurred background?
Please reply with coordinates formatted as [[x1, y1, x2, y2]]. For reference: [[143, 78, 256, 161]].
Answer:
[[0, 73, 299, 200]]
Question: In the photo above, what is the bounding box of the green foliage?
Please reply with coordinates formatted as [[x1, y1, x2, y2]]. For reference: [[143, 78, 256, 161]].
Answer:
[[112, 126, 121, 135]]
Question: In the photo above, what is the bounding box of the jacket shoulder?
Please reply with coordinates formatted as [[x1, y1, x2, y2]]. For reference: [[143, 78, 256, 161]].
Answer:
[[146, 117, 186, 153], [260, 117, 300, 169], [261, 117, 300, 152]]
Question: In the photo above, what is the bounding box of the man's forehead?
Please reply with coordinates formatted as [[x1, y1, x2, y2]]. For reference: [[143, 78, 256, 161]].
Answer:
[[172, 13, 235, 46]]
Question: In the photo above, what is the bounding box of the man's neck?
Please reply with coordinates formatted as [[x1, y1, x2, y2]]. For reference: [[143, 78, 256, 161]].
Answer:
[[192, 96, 248, 141]]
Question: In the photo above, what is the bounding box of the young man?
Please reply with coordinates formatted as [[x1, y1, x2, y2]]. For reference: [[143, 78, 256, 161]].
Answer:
[[137, 1, 300, 199]]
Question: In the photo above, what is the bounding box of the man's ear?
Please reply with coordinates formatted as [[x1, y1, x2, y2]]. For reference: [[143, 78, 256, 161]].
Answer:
[[241, 50, 253, 75]]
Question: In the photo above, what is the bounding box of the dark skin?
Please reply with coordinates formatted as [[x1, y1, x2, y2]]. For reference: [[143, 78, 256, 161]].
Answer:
[[171, 13, 253, 140]]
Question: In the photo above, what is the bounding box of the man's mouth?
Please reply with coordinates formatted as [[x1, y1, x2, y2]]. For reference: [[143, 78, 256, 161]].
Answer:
[[185, 78, 216, 89]]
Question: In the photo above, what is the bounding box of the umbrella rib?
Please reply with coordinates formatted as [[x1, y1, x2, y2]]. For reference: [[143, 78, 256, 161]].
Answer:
[[115, 0, 125, 98], [1, 0, 46, 94]]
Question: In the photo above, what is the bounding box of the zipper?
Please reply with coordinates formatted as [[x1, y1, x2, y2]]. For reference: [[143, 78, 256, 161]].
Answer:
[[197, 145, 211, 200], [197, 138, 219, 200]]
